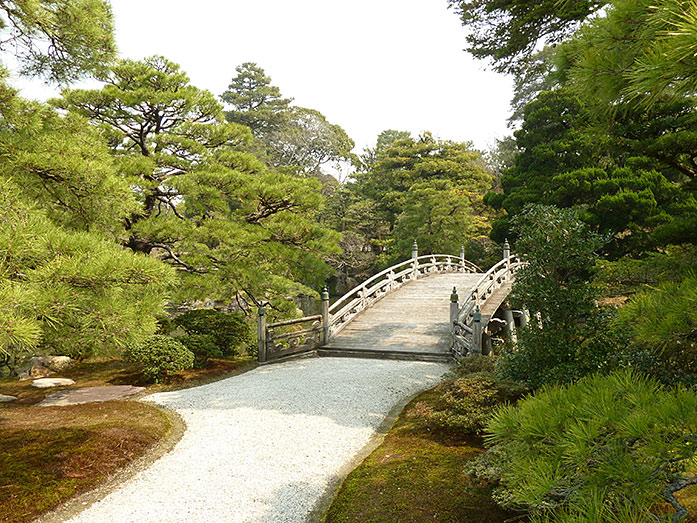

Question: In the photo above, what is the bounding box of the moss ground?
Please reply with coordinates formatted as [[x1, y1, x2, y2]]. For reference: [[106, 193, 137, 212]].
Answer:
[[323, 387, 521, 523], [0, 355, 254, 522]]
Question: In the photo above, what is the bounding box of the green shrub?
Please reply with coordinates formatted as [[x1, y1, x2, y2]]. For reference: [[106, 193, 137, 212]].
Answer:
[[410, 374, 527, 435], [477, 370, 697, 522], [453, 354, 495, 377], [178, 334, 222, 368], [173, 309, 254, 357], [123, 335, 194, 383], [154, 314, 176, 335]]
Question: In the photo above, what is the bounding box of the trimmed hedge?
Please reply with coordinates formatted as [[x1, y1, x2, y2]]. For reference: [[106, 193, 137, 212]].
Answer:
[[123, 335, 194, 383]]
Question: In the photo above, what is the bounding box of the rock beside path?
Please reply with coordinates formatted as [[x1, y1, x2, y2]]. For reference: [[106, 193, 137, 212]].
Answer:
[[37, 385, 146, 407], [19, 356, 74, 380], [0, 394, 16, 403], [31, 378, 76, 389]]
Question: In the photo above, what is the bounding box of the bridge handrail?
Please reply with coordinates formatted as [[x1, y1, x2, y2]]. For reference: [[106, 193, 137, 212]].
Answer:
[[451, 253, 524, 358], [328, 254, 481, 337], [329, 254, 479, 316], [257, 248, 483, 363]]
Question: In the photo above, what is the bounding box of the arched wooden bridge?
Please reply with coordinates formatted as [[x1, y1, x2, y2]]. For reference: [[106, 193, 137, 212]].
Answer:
[[257, 242, 524, 363]]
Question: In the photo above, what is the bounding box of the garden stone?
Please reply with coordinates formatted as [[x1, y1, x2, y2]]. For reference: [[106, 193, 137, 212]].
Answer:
[[31, 378, 76, 389], [18, 356, 74, 380], [37, 385, 146, 407], [0, 394, 16, 402]]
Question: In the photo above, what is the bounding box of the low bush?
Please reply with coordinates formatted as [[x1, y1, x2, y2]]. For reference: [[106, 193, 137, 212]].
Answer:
[[452, 354, 495, 376], [409, 372, 527, 435], [174, 309, 254, 357], [123, 335, 194, 383], [154, 315, 176, 335], [473, 369, 697, 522], [178, 334, 222, 368]]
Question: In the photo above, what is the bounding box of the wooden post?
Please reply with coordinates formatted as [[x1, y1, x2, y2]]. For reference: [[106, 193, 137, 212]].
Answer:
[[321, 286, 330, 345], [257, 304, 267, 363], [450, 287, 459, 334], [472, 305, 482, 355], [460, 245, 465, 271], [412, 240, 419, 279]]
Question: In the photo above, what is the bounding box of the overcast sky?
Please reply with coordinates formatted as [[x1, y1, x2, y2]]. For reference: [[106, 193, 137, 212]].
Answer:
[[12, 0, 514, 155]]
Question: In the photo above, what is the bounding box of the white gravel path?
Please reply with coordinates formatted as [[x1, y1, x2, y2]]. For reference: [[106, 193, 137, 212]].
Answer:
[[67, 357, 449, 523]]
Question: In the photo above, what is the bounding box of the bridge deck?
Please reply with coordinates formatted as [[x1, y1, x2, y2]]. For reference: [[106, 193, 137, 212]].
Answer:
[[320, 273, 483, 362]]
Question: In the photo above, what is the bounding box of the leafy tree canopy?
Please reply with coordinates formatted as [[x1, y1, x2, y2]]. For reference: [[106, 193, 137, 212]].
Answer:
[[221, 62, 292, 135], [221, 62, 355, 177], [54, 56, 340, 314], [447, 0, 606, 74], [353, 132, 494, 263], [0, 0, 115, 82], [0, 178, 175, 365]]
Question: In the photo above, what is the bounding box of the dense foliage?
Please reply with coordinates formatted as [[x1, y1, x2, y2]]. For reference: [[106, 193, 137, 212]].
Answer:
[[481, 371, 697, 522], [411, 374, 527, 435], [174, 309, 255, 357], [123, 335, 194, 383], [497, 206, 616, 388]]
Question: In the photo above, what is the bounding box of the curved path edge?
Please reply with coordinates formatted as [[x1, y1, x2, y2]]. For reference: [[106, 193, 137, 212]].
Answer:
[[58, 357, 450, 523], [33, 406, 187, 523], [306, 383, 434, 522]]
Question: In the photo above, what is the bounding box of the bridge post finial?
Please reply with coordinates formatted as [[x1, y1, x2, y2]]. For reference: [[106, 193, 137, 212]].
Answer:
[[412, 240, 418, 260], [257, 304, 267, 363], [503, 238, 510, 260], [321, 286, 330, 345], [460, 244, 465, 260]]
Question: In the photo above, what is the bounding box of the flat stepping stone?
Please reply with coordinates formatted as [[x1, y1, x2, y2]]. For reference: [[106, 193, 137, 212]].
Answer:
[[37, 385, 146, 407], [31, 378, 76, 389], [0, 394, 16, 403]]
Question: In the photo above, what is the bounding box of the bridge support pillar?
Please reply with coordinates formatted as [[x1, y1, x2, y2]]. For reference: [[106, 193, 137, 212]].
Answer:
[[257, 304, 267, 363], [503, 306, 516, 343], [482, 333, 493, 356], [513, 309, 528, 329], [321, 286, 330, 345]]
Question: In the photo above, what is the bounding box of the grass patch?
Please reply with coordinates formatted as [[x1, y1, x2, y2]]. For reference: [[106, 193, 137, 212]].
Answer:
[[0, 354, 255, 522], [324, 388, 521, 523]]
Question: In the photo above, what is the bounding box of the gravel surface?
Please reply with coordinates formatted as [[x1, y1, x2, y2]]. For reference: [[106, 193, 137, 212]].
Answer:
[[66, 357, 449, 523]]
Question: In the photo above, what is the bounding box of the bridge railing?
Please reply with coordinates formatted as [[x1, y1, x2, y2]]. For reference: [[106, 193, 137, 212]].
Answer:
[[257, 243, 481, 363], [328, 253, 480, 339], [450, 243, 524, 358]]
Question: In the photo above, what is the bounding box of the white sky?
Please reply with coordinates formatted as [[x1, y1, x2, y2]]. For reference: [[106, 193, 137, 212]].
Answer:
[[12, 0, 514, 155]]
